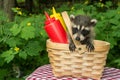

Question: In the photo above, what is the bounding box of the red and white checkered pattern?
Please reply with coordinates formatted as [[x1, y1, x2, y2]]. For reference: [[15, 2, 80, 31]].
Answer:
[[26, 64, 120, 80]]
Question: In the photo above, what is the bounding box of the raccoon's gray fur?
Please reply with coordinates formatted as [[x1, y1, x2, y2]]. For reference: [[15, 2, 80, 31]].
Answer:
[[69, 14, 97, 52]]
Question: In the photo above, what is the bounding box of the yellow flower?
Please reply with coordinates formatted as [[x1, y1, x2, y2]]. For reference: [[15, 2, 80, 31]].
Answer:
[[17, 11, 22, 15], [14, 47, 20, 52], [71, 7, 74, 10], [118, 11, 120, 14], [84, 1, 89, 5], [16, 7, 21, 10], [101, 3, 104, 7], [27, 22, 31, 26]]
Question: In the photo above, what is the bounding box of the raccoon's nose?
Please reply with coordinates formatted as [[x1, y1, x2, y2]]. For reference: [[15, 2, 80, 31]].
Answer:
[[76, 37, 80, 41]]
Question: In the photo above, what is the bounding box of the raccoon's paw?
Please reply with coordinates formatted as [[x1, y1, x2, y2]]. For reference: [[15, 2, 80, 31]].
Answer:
[[86, 43, 95, 52], [69, 43, 76, 52]]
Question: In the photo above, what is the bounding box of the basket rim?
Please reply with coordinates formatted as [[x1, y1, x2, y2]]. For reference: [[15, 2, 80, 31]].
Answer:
[[46, 39, 110, 51]]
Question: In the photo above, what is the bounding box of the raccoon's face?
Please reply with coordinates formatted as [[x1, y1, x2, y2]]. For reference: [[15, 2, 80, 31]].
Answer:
[[70, 15, 97, 41]]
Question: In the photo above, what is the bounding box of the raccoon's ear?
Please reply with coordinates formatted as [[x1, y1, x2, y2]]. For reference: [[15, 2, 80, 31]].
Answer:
[[70, 14, 75, 21], [90, 19, 97, 26]]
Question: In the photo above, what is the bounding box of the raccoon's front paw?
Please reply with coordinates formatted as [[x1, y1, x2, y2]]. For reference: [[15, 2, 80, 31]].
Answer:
[[86, 43, 94, 52], [69, 43, 76, 52]]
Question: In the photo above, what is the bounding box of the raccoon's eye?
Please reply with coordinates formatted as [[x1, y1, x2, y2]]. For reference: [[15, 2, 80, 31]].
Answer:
[[81, 29, 90, 36], [72, 27, 78, 34]]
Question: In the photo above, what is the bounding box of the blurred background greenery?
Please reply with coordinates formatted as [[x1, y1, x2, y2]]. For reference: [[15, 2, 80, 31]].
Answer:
[[0, 0, 120, 80]]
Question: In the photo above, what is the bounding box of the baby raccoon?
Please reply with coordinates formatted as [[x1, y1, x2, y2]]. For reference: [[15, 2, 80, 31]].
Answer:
[[69, 14, 97, 52]]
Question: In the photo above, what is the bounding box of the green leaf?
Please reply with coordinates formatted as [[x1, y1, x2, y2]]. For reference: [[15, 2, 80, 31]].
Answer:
[[0, 69, 8, 80], [113, 30, 120, 38], [19, 51, 27, 60], [6, 37, 22, 47], [11, 8, 19, 13], [107, 37, 117, 49], [1, 50, 13, 58], [70, 9, 85, 15], [105, 10, 116, 18], [0, 57, 5, 66], [10, 24, 21, 36], [109, 19, 119, 25], [24, 41, 41, 56], [5, 55, 14, 63], [112, 25, 120, 38], [40, 28, 47, 38], [2, 22, 13, 35], [20, 17, 34, 27], [114, 59, 120, 66], [105, 1, 112, 8], [1, 49, 17, 63], [21, 26, 35, 40], [77, 9, 85, 15]]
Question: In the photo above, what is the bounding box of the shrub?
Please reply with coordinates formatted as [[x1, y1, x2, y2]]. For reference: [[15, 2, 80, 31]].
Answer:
[[0, 10, 49, 79]]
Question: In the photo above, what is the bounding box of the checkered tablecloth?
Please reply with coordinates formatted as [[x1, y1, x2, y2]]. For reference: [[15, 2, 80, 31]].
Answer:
[[26, 64, 120, 80]]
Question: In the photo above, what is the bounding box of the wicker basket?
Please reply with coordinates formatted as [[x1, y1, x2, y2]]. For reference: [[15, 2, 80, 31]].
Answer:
[[46, 39, 110, 80]]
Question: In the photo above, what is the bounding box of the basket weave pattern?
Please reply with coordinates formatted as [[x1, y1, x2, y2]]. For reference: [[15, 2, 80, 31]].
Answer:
[[47, 39, 110, 80]]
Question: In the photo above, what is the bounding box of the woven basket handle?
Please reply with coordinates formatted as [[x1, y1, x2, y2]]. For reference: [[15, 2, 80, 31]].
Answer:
[[61, 11, 80, 51]]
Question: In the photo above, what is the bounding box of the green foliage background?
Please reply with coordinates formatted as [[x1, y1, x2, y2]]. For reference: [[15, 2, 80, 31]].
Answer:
[[0, 1, 120, 79]]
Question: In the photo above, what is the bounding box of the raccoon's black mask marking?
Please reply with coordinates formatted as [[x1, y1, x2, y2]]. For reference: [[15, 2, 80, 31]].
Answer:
[[72, 27, 90, 41], [69, 15, 97, 52]]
